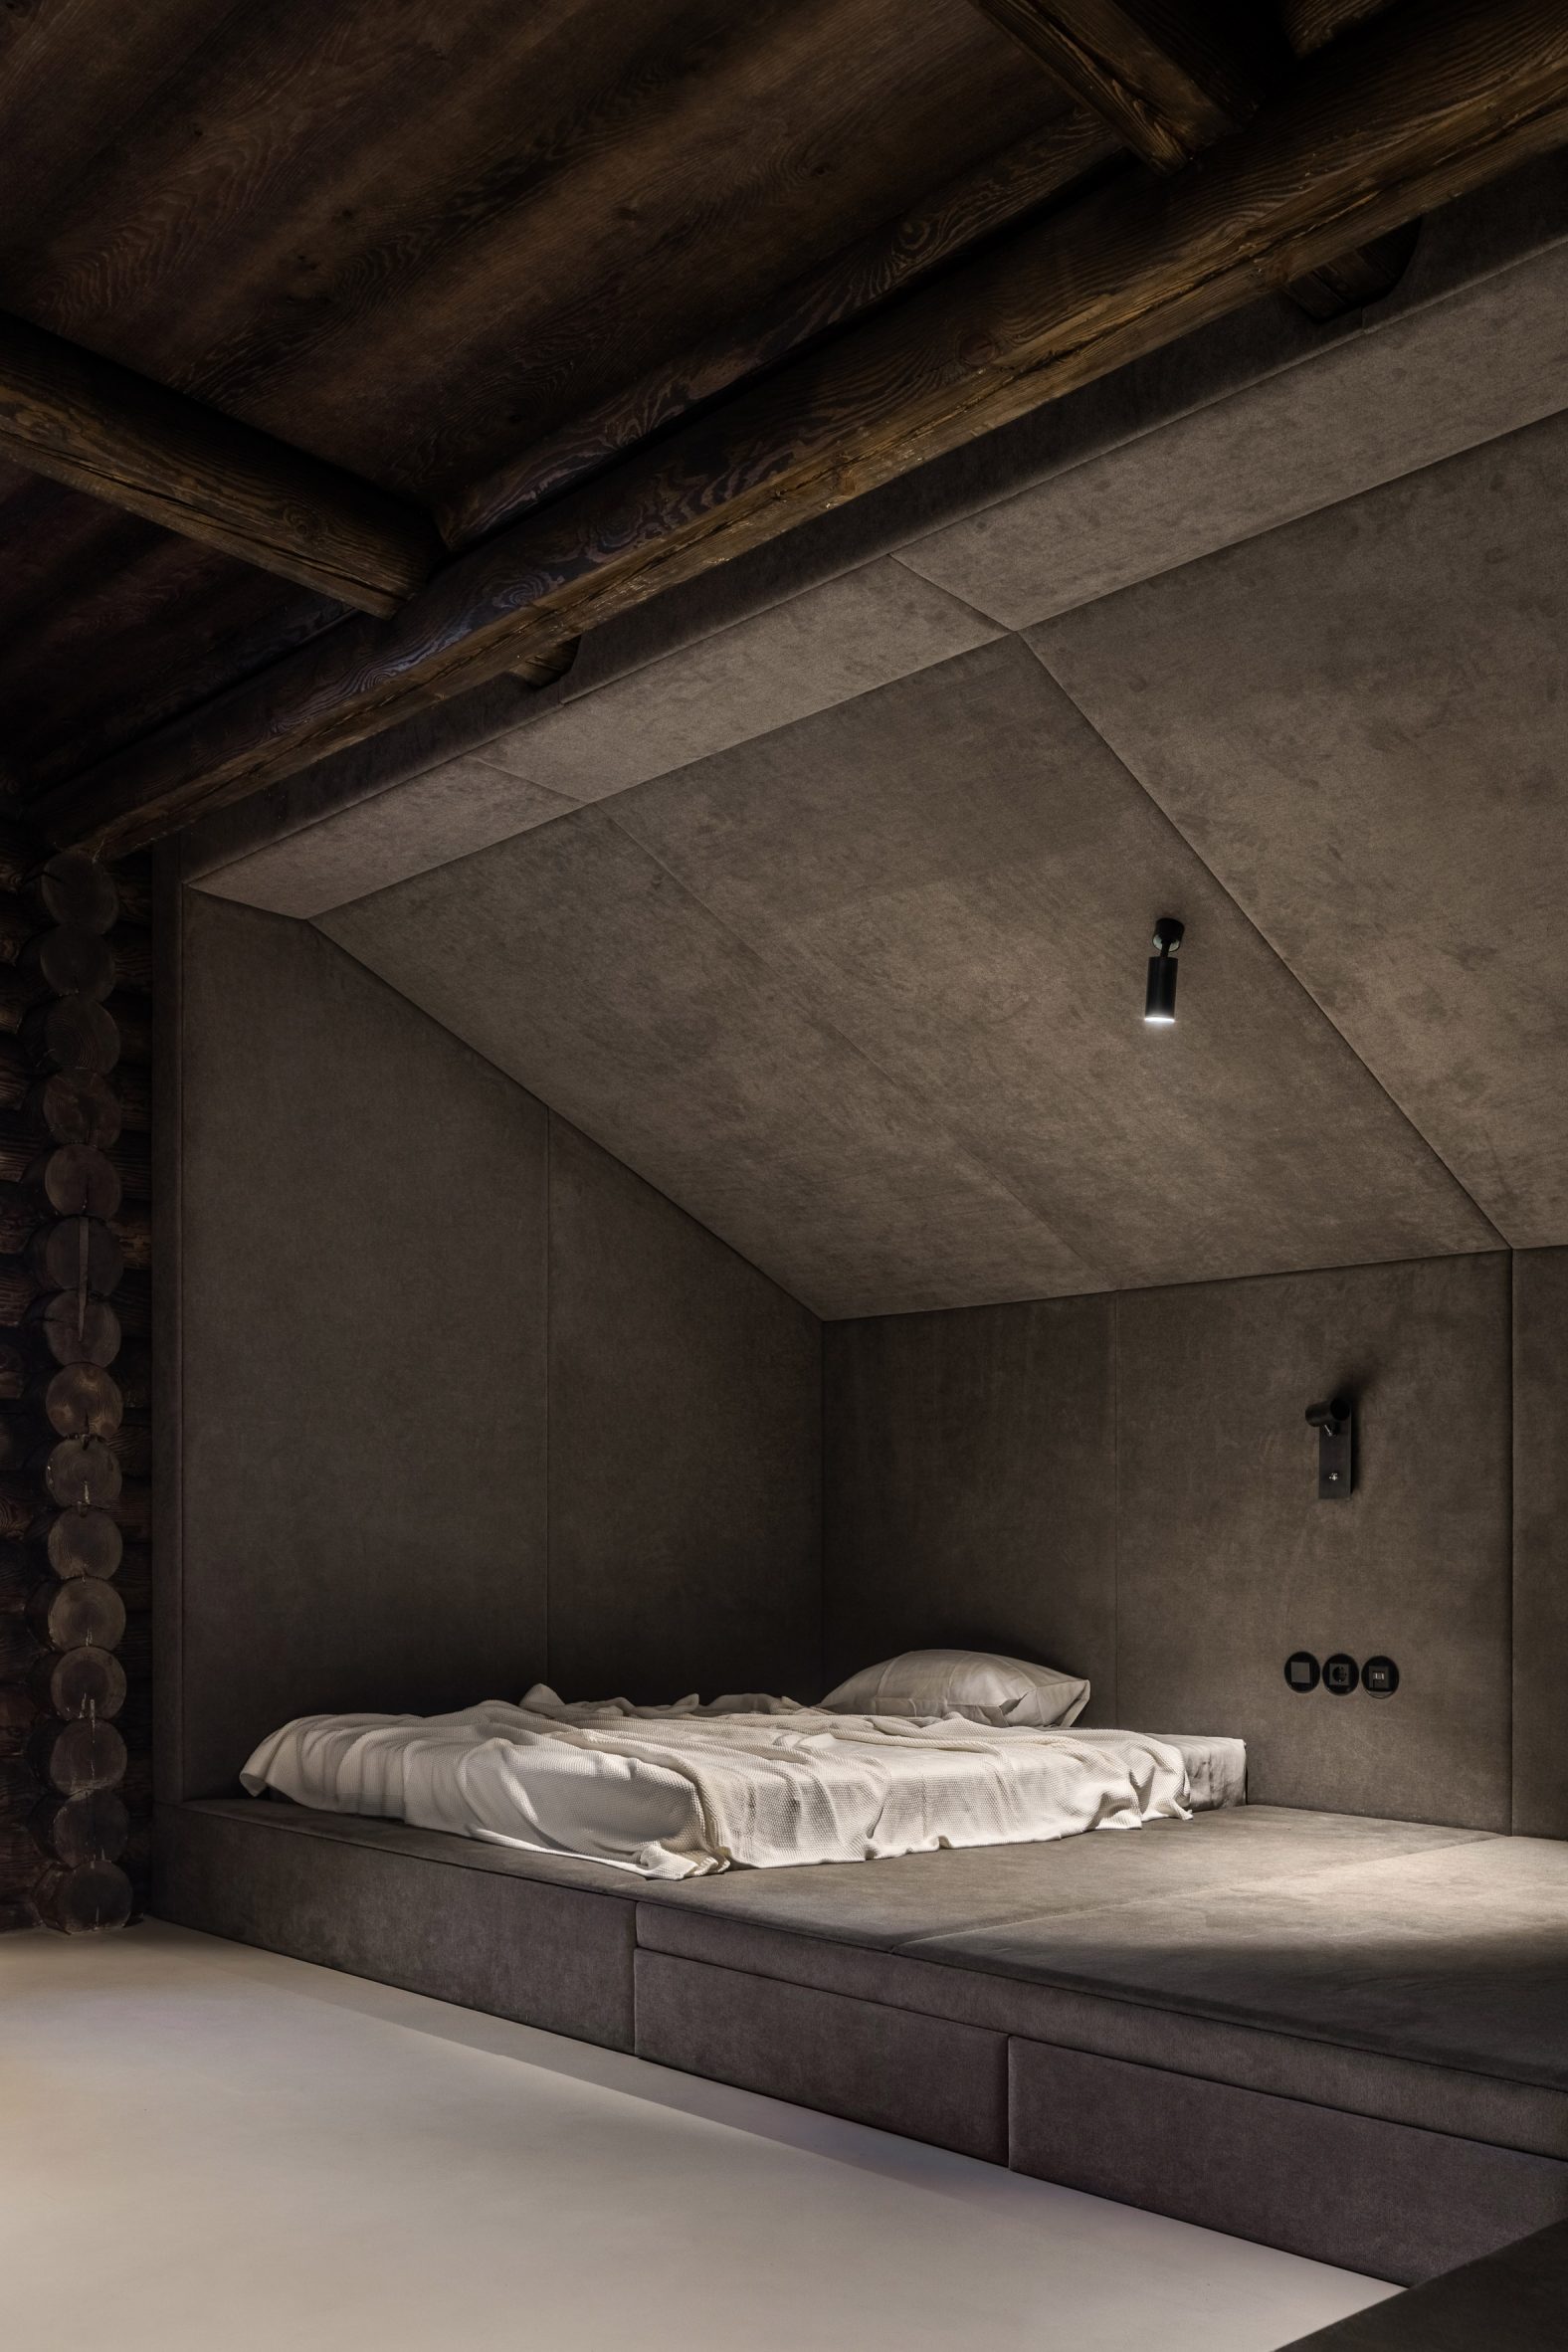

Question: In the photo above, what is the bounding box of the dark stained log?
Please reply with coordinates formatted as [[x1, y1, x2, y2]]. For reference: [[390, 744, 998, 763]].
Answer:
[[0, 1036, 28, 1109], [110, 867, 151, 928], [108, 1200, 149, 1273], [108, 1130, 149, 1205], [44, 1439, 122, 1510], [112, 1272, 150, 1342], [0, 1898, 36, 1931], [0, 1477, 39, 1540], [104, 1420, 148, 1481], [112, 1062, 149, 1132], [31, 1789, 129, 1867], [0, 1180, 38, 1256], [443, 108, 1124, 542], [105, 992, 150, 1067], [0, 1544, 42, 1610], [37, 0, 1568, 855], [30, 1715, 126, 1796], [112, 1346, 149, 1414], [0, 1620, 38, 1678], [33, 1645, 125, 1722], [27, 1577, 124, 1654], [1283, 215, 1423, 315], [32, 1292, 121, 1369], [965, 0, 1276, 170], [34, 851, 116, 935], [28, 1217, 124, 1298], [0, 1264, 41, 1325], [0, 1339, 25, 1402], [0, 892, 37, 965], [0, 820, 34, 896], [0, 1826, 43, 1890], [110, 1480, 151, 1542], [0, 1754, 41, 1819], [34, 1859, 132, 1933], [20, 926, 113, 1001], [112, 927, 152, 994], [0, 1416, 42, 1473], [0, 1688, 34, 1732], [0, 971, 42, 1037], [47, 1509, 122, 1582], [968, 0, 1414, 312], [115, 1551, 150, 1613], [116, 1622, 150, 1685], [0, 310, 442, 615], [43, 1365, 123, 1441], [28, 1071, 121, 1150], [38, 1143, 123, 1221], [22, 993, 120, 1077]]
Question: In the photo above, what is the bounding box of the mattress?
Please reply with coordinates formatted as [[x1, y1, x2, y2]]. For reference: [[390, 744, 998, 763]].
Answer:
[[243, 1689, 1246, 1879]]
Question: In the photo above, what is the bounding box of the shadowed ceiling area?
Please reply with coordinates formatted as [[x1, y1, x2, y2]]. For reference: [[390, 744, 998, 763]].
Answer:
[[291, 390, 1567, 1317]]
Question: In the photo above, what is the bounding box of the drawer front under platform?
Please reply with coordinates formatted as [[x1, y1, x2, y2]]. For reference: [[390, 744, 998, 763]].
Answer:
[[1010, 2039, 1568, 2286], [634, 1950, 1008, 2164]]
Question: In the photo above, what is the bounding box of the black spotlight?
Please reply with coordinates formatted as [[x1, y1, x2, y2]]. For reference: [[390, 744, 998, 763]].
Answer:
[[1144, 917, 1184, 1026]]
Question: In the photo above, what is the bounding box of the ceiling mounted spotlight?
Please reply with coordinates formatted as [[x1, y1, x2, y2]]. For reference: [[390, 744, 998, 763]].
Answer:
[[1144, 917, 1184, 1026]]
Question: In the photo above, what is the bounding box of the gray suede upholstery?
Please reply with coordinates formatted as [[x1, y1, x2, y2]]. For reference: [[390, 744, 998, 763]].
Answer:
[[634, 1951, 1009, 2165], [162, 1797, 1568, 2280], [1279, 2218, 1568, 2349], [166, 893, 824, 1798], [1511, 1248, 1568, 1841], [1008, 2043, 1568, 2286], [829, 1255, 1513, 1832]]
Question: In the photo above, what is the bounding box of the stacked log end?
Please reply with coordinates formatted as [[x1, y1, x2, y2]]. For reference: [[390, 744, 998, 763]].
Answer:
[[0, 828, 149, 1933]]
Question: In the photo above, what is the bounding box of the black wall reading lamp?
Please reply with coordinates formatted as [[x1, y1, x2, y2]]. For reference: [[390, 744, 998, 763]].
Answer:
[[1305, 1395, 1354, 1499], [1143, 917, 1183, 1025]]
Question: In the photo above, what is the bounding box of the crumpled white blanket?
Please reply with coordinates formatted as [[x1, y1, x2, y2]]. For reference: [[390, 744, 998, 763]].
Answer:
[[242, 1685, 1194, 1878]]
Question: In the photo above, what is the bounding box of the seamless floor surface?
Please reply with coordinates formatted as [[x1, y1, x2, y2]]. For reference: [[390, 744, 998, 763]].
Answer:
[[1, 1919, 1397, 2351]]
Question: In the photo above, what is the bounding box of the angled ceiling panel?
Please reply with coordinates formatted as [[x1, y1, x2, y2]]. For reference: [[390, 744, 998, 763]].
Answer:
[[1034, 408, 1568, 1247], [321, 636, 1491, 1312], [320, 805, 1092, 1318]]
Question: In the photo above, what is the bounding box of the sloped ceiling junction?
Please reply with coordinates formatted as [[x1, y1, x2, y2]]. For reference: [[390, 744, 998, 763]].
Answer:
[[186, 194, 1568, 1318]]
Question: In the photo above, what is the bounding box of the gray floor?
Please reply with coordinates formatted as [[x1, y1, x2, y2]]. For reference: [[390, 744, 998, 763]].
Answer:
[[1, 1920, 1398, 2351]]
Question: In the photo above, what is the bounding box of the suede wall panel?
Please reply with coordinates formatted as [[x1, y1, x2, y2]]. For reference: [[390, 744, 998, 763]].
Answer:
[[1034, 410, 1568, 1248], [176, 894, 550, 1799], [1512, 1248, 1568, 1839], [1115, 1257, 1511, 1830], [546, 1117, 822, 1703], [826, 1255, 1513, 1828], [823, 1294, 1115, 1713]]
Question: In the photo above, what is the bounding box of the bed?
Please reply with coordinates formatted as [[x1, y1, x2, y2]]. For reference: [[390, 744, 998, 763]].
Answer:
[[240, 1681, 1247, 1878]]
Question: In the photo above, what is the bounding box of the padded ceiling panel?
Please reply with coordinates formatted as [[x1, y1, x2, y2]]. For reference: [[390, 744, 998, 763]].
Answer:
[[323, 638, 1490, 1313], [321, 805, 1092, 1319], [1034, 410, 1568, 1249]]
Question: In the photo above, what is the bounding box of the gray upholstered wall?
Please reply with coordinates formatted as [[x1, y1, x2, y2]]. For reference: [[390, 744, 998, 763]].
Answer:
[[165, 892, 822, 1799], [828, 1254, 1518, 1833]]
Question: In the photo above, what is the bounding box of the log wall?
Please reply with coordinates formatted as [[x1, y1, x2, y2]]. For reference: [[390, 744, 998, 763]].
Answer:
[[0, 824, 149, 1933]]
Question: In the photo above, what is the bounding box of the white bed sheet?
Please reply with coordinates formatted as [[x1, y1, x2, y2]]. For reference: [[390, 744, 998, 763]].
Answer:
[[242, 1687, 1245, 1879]]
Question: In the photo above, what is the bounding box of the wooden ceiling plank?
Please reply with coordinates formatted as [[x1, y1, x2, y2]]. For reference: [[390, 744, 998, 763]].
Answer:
[[442, 106, 1124, 547], [967, 0, 1414, 317], [0, 311, 441, 615], [33, 0, 1568, 856], [966, 0, 1274, 171]]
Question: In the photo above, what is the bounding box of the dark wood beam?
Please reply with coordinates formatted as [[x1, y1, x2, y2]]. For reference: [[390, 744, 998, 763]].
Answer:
[[33, 0, 1568, 856], [968, 0, 1415, 315], [967, 0, 1274, 171], [442, 108, 1124, 548], [0, 312, 442, 616]]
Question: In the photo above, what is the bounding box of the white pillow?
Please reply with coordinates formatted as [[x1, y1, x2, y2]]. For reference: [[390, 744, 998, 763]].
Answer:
[[820, 1648, 1088, 1728]]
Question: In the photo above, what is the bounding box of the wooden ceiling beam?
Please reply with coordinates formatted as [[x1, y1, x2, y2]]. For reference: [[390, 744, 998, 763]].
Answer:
[[968, 0, 1416, 315], [0, 312, 442, 616], [32, 0, 1568, 856], [966, 0, 1276, 172], [442, 107, 1124, 548]]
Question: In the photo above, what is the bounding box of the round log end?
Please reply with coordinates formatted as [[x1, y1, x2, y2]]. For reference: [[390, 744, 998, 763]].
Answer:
[[31, 1787, 130, 1866], [37, 1144, 121, 1221], [44, 1436, 123, 1509], [35, 1859, 133, 1932], [35, 1644, 126, 1721], [47, 1507, 123, 1580]]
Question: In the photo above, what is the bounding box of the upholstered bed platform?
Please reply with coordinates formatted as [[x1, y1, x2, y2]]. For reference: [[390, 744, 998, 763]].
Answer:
[[156, 1797, 1568, 2286]]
